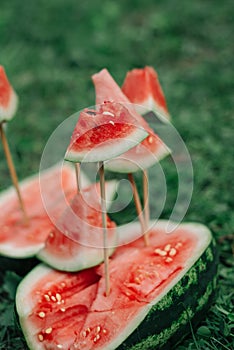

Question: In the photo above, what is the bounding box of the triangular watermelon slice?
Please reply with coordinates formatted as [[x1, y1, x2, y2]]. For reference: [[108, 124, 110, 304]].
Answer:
[[92, 69, 170, 172], [37, 181, 117, 271], [65, 101, 148, 163], [0, 65, 18, 122], [122, 66, 170, 120]]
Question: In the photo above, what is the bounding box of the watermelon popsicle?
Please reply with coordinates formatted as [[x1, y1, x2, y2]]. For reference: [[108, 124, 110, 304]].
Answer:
[[121, 66, 171, 237], [0, 66, 18, 123], [122, 66, 170, 121], [65, 101, 148, 163], [92, 68, 170, 244], [0, 66, 28, 223], [65, 100, 148, 296]]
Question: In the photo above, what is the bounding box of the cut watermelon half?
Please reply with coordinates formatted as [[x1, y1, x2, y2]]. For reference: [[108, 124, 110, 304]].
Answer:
[[16, 220, 217, 350], [122, 66, 170, 121], [92, 69, 170, 173], [0, 65, 18, 122], [37, 181, 117, 271], [65, 101, 148, 163]]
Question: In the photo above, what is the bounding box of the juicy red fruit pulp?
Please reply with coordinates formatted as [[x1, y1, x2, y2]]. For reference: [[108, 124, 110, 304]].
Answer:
[[28, 228, 197, 349], [0, 66, 12, 108], [67, 102, 138, 153], [0, 166, 76, 253], [70, 123, 135, 153]]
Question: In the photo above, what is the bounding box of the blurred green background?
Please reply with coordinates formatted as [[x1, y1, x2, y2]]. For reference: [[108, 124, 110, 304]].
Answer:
[[0, 0, 233, 349]]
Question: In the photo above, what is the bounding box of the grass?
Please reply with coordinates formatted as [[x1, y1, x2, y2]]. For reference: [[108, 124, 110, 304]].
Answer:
[[0, 0, 233, 348]]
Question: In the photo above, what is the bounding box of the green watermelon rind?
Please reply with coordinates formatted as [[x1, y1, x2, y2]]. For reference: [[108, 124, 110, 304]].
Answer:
[[118, 238, 217, 349], [107, 221, 217, 350], [65, 124, 148, 163], [16, 220, 217, 350]]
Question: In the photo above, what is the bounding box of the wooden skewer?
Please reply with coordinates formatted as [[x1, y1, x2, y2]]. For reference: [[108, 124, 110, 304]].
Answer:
[[99, 161, 110, 296], [0, 123, 29, 224], [75, 162, 81, 193], [128, 173, 149, 246], [143, 169, 150, 229]]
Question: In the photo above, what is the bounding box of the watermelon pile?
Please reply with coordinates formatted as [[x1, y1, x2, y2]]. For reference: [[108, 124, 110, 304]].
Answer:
[[0, 66, 218, 350]]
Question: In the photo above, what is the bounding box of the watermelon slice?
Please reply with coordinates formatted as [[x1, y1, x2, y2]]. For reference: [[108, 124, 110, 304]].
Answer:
[[0, 65, 18, 122], [37, 181, 117, 272], [16, 220, 217, 350], [0, 163, 78, 258], [0, 161, 118, 261], [65, 101, 148, 163], [92, 69, 170, 173], [122, 66, 170, 121]]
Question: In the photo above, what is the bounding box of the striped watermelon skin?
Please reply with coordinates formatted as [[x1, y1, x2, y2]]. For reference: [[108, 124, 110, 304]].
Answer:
[[118, 239, 218, 350]]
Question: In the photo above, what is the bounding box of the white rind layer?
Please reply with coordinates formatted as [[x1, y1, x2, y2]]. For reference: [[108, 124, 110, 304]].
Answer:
[[65, 126, 148, 163], [135, 97, 171, 122], [0, 89, 18, 122], [105, 141, 170, 173], [37, 243, 116, 272]]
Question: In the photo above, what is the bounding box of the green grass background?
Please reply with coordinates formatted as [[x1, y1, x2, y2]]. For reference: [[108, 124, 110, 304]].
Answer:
[[0, 0, 233, 349]]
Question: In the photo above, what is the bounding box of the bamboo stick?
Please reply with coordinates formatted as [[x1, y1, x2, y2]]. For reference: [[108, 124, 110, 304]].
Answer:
[[128, 173, 149, 246], [0, 123, 29, 224], [143, 169, 150, 229], [75, 162, 81, 193], [99, 161, 110, 296]]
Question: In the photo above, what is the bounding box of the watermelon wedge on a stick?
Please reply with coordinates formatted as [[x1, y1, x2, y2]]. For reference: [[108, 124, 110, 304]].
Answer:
[[92, 69, 170, 245], [92, 69, 170, 172], [0, 66, 28, 222], [122, 67, 171, 228], [65, 101, 148, 163], [0, 66, 18, 122], [65, 100, 147, 295], [122, 66, 170, 121]]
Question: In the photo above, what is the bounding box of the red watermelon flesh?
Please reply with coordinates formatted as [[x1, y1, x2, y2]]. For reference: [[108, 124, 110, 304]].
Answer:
[[122, 66, 170, 120], [0, 164, 78, 257], [16, 220, 213, 350], [92, 69, 147, 127], [37, 181, 117, 271], [0, 65, 18, 122], [0, 161, 117, 260], [65, 101, 148, 163], [92, 69, 170, 172]]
